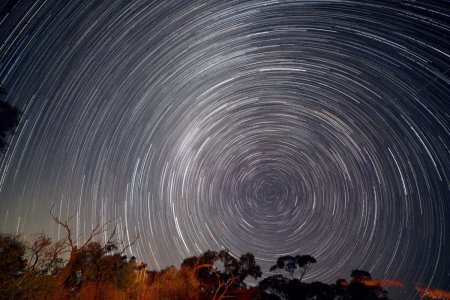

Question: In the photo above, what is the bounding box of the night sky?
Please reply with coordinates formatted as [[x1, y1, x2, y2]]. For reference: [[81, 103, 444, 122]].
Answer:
[[0, 1, 449, 298]]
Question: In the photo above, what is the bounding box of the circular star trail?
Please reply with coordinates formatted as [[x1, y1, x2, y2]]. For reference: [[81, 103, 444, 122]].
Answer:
[[0, 1, 449, 298]]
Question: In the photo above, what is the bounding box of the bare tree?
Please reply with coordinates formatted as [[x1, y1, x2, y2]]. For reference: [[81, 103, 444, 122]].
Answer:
[[26, 232, 66, 275], [49, 204, 138, 290]]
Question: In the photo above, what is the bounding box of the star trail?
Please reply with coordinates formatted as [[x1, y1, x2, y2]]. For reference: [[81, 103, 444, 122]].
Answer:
[[0, 1, 449, 298]]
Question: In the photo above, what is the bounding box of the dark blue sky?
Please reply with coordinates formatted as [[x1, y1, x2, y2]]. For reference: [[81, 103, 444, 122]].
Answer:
[[0, 1, 449, 298]]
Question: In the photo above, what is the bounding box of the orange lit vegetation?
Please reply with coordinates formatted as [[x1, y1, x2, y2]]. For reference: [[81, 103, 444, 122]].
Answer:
[[357, 279, 405, 289], [417, 286, 450, 300]]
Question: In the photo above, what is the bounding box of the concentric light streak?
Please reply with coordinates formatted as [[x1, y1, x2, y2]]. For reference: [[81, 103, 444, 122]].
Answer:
[[0, 1, 449, 298]]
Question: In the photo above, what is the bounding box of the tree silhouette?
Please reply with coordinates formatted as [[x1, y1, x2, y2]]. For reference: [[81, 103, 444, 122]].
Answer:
[[260, 254, 317, 300], [351, 269, 372, 280], [269, 255, 317, 281], [296, 255, 316, 282], [259, 274, 290, 299], [181, 249, 262, 300], [0, 87, 21, 153], [261, 257, 391, 300]]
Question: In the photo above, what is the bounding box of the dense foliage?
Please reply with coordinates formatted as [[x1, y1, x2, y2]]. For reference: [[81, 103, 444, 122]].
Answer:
[[0, 87, 21, 153]]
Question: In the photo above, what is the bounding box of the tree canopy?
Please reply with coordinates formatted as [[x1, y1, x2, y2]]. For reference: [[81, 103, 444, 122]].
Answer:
[[0, 87, 21, 153], [269, 255, 317, 281]]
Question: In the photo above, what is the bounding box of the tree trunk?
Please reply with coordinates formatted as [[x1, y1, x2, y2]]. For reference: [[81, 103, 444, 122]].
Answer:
[[56, 247, 78, 289]]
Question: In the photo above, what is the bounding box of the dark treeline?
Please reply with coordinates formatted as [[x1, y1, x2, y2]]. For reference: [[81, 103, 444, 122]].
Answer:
[[0, 86, 21, 154], [0, 214, 393, 300]]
